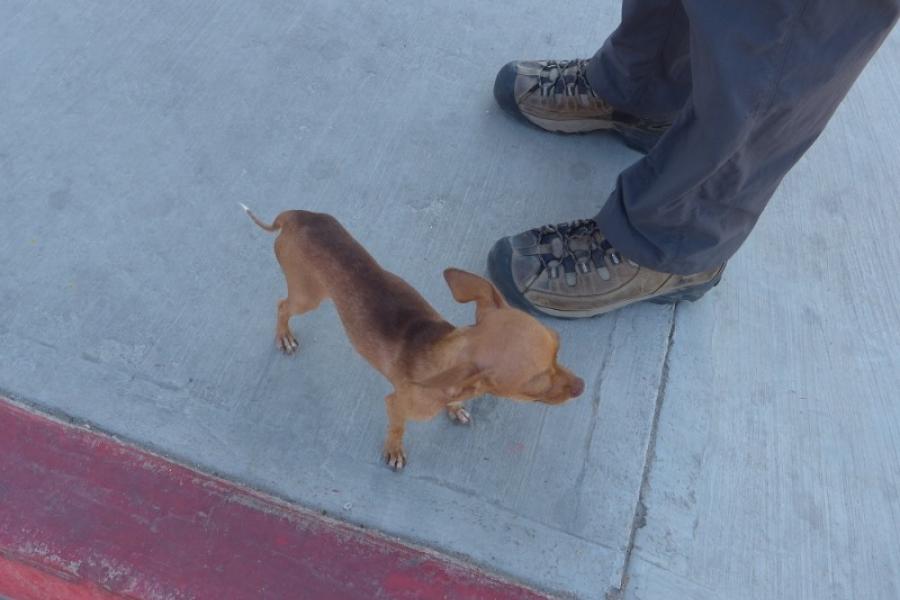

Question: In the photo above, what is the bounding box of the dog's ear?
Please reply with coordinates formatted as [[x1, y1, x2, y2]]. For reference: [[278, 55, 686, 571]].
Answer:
[[443, 268, 508, 321], [415, 362, 489, 399]]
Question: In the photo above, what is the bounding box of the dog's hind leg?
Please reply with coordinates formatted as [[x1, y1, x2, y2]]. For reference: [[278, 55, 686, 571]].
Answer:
[[274, 236, 326, 355], [274, 273, 326, 354]]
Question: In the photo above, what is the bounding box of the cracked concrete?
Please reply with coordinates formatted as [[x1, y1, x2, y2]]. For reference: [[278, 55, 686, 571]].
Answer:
[[608, 305, 677, 598]]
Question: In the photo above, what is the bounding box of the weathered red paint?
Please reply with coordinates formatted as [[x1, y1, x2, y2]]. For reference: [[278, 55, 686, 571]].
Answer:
[[0, 553, 122, 600], [0, 398, 550, 599]]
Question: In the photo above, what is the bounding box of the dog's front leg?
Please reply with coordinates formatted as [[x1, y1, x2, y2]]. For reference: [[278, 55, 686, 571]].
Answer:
[[382, 392, 407, 471]]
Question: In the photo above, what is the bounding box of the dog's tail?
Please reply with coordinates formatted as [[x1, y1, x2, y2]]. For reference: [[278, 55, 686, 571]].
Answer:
[[239, 203, 281, 233]]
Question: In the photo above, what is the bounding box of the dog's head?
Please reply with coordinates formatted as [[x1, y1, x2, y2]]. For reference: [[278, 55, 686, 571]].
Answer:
[[422, 268, 584, 405]]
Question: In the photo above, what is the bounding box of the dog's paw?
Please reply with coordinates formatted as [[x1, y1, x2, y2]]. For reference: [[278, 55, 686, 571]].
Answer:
[[277, 332, 299, 354], [447, 405, 472, 425], [383, 447, 407, 471]]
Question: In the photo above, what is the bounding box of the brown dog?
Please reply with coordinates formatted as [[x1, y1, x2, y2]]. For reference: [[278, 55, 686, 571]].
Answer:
[[241, 206, 584, 470]]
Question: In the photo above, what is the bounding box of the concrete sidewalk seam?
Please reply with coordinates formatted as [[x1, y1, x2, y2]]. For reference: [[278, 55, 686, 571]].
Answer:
[[607, 304, 678, 599]]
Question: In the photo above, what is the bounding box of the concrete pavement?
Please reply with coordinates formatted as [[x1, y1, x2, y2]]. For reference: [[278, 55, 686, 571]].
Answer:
[[1, 2, 898, 598]]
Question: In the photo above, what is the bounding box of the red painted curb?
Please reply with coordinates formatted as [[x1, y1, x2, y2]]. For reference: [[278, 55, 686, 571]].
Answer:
[[0, 398, 550, 600]]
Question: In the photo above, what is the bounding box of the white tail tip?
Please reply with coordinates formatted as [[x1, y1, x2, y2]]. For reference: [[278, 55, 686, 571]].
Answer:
[[238, 202, 251, 213]]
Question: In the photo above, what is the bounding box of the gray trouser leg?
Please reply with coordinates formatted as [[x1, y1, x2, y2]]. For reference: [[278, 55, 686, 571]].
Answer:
[[588, 0, 899, 274], [587, 0, 691, 122]]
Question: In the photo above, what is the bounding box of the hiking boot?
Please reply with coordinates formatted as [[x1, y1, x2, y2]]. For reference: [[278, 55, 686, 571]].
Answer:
[[487, 219, 724, 318], [493, 59, 671, 153]]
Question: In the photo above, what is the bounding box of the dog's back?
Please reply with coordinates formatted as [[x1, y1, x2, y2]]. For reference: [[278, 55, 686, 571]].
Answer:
[[272, 210, 452, 377]]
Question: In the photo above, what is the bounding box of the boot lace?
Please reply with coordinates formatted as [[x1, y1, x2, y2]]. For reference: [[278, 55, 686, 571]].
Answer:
[[537, 59, 595, 97], [533, 219, 627, 284]]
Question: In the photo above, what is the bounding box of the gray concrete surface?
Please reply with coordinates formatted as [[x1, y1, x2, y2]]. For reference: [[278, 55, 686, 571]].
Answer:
[[0, 2, 898, 599], [622, 32, 900, 600]]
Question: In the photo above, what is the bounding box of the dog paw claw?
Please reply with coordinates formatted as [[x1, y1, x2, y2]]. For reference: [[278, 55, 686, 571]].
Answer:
[[447, 406, 471, 425], [384, 449, 406, 471], [277, 334, 299, 354]]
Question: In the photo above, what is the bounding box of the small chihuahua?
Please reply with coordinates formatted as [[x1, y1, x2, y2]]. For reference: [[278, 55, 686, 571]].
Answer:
[[242, 207, 584, 470]]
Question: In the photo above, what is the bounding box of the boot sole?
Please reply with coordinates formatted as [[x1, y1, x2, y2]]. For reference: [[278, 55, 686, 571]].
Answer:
[[487, 237, 723, 320], [523, 114, 665, 154]]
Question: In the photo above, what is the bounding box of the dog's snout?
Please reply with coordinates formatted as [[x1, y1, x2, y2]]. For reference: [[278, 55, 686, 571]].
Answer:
[[570, 377, 585, 397]]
